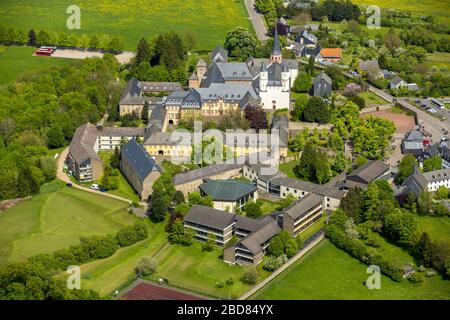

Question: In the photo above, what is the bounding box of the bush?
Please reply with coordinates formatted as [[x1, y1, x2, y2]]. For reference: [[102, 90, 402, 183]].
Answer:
[[136, 257, 158, 276], [225, 277, 234, 286], [215, 281, 225, 288], [241, 266, 258, 285], [263, 255, 287, 271], [409, 272, 424, 284], [116, 221, 148, 247]]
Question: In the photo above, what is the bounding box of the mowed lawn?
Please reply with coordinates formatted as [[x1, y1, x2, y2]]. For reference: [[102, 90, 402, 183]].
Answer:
[[0, 0, 252, 50], [0, 181, 137, 267], [416, 214, 450, 243], [253, 240, 450, 300], [0, 46, 74, 86], [351, 0, 450, 24], [426, 52, 450, 69]]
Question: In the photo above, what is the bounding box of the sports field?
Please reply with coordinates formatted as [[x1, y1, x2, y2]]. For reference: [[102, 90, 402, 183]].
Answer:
[[0, 0, 252, 50], [0, 181, 137, 268], [351, 0, 450, 24], [0, 46, 74, 87], [253, 240, 450, 300]]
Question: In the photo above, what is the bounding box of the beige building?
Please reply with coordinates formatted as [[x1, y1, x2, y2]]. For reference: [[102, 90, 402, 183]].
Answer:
[[282, 193, 324, 237]]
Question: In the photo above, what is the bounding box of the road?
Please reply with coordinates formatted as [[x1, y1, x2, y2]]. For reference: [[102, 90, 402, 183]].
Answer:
[[244, 0, 268, 41]]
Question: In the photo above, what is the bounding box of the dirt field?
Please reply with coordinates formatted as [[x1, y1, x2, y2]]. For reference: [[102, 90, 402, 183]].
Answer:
[[361, 109, 415, 134], [50, 49, 135, 64], [121, 281, 206, 300]]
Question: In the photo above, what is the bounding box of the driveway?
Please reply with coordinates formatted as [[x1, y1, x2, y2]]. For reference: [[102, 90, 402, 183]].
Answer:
[[57, 147, 134, 204], [244, 0, 268, 41]]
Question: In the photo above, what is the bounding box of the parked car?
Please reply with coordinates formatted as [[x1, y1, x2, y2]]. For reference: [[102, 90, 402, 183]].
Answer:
[[415, 99, 421, 104], [421, 104, 427, 108], [100, 188, 107, 192], [66, 182, 73, 187], [429, 108, 437, 113], [90, 184, 100, 190]]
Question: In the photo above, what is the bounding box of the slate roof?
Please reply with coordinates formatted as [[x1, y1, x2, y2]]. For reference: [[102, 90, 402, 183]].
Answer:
[[346, 160, 390, 185], [358, 59, 380, 72], [199, 179, 257, 202], [401, 169, 428, 197], [271, 115, 289, 148], [139, 81, 182, 93], [405, 129, 424, 142], [121, 139, 160, 182], [272, 25, 282, 55], [69, 122, 100, 164], [184, 205, 236, 230], [144, 132, 192, 146], [238, 220, 281, 254], [390, 76, 405, 87], [98, 127, 145, 137], [235, 215, 268, 233], [172, 163, 244, 186], [423, 168, 450, 182], [211, 46, 228, 63], [296, 29, 318, 44], [283, 193, 323, 220], [201, 62, 253, 87], [314, 72, 332, 85], [119, 78, 167, 105]]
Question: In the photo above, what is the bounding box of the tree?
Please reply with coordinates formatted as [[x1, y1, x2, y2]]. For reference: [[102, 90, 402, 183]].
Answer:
[[173, 190, 185, 205], [339, 187, 363, 223], [284, 238, 299, 258], [295, 142, 330, 184], [136, 257, 158, 276], [396, 154, 417, 184], [418, 191, 434, 215], [423, 156, 442, 172], [241, 266, 258, 285], [303, 97, 330, 124], [436, 186, 448, 200], [244, 201, 262, 218], [244, 104, 267, 131], [293, 73, 311, 93], [17, 167, 40, 197], [135, 37, 152, 65], [202, 234, 216, 252], [0, 118, 15, 146], [278, 193, 296, 210], [332, 151, 346, 173], [110, 146, 120, 169], [224, 27, 258, 61], [39, 156, 56, 181], [268, 236, 285, 257], [28, 29, 36, 46], [46, 125, 65, 148], [168, 219, 193, 245], [383, 210, 418, 245], [307, 55, 315, 75], [150, 195, 170, 222]]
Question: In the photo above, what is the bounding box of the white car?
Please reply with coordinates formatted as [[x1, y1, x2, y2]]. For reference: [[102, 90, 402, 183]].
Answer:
[[429, 108, 437, 113], [90, 184, 100, 190]]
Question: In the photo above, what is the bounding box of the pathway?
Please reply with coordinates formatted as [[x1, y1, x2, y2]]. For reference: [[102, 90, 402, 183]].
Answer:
[[244, 0, 269, 41]]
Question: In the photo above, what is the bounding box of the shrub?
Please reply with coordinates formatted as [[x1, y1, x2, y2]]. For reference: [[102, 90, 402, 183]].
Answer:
[[409, 272, 424, 284], [136, 257, 158, 276], [241, 266, 258, 285], [226, 277, 234, 286]]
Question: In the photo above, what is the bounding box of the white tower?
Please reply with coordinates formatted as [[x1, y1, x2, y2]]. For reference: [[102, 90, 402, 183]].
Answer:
[[281, 61, 290, 91], [259, 62, 268, 92]]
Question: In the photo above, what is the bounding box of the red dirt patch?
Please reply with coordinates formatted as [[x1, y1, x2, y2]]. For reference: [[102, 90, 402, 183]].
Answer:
[[122, 282, 205, 300], [361, 109, 415, 134]]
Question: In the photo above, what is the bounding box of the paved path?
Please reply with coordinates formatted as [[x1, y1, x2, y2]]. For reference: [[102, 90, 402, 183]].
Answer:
[[239, 231, 325, 300], [244, 0, 268, 41], [57, 148, 134, 204]]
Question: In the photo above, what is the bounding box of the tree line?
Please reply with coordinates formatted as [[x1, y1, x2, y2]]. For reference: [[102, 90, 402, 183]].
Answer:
[[0, 26, 124, 53]]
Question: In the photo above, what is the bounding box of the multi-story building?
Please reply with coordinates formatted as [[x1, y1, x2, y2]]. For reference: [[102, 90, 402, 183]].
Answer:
[[282, 193, 324, 237], [401, 168, 450, 197]]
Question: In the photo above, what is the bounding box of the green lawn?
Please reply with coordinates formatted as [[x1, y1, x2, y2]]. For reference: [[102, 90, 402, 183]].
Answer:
[[359, 91, 388, 106], [0, 180, 137, 268], [258, 199, 280, 215], [426, 52, 450, 69], [253, 240, 450, 300], [98, 151, 140, 202], [279, 160, 298, 179], [152, 241, 270, 299], [0, 0, 252, 51], [416, 214, 450, 243], [0, 45, 74, 87], [351, 0, 450, 24]]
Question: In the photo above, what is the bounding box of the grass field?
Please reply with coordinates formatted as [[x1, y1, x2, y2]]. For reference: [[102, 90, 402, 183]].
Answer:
[[98, 151, 140, 202], [0, 45, 74, 86], [0, 180, 137, 268], [351, 0, 450, 24], [0, 0, 252, 50], [426, 52, 450, 69], [279, 160, 298, 179], [416, 214, 450, 243], [360, 91, 388, 106], [253, 240, 450, 300]]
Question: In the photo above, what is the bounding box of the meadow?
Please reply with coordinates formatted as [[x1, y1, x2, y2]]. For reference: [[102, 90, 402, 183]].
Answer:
[[253, 240, 450, 300], [426, 52, 450, 69], [0, 180, 137, 268], [0, 46, 74, 87], [0, 0, 252, 50], [351, 0, 450, 24]]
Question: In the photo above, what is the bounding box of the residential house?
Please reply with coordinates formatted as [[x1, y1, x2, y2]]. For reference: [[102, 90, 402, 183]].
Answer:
[[401, 168, 450, 197], [402, 127, 424, 156], [358, 59, 383, 79], [317, 48, 343, 63]]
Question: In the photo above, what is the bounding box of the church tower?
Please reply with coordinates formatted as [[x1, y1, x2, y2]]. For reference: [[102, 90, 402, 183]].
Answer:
[[196, 59, 207, 86], [270, 24, 282, 64], [281, 61, 290, 91], [259, 62, 268, 92]]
